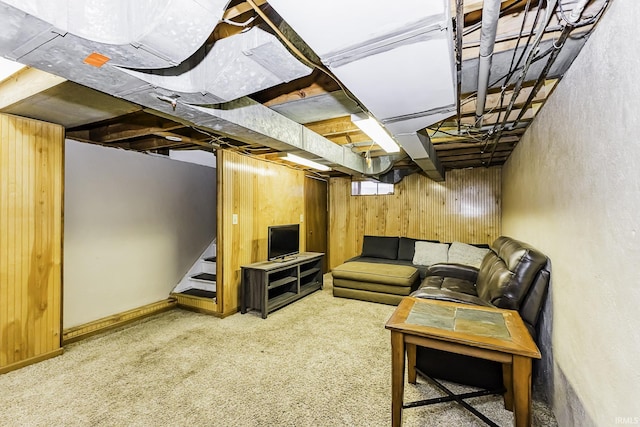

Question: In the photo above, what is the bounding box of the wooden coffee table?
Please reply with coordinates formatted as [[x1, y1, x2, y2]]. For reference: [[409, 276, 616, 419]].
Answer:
[[385, 297, 541, 427]]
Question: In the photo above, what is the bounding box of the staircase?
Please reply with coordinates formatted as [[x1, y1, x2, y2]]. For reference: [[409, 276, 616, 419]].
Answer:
[[171, 242, 218, 315]]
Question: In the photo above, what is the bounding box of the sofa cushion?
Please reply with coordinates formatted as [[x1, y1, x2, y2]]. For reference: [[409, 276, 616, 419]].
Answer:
[[419, 275, 478, 295], [332, 261, 418, 287], [447, 241, 490, 268], [345, 256, 429, 280], [411, 286, 494, 307], [333, 287, 405, 305], [398, 237, 439, 261], [412, 241, 449, 266], [361, 235, 399, 260], [332, 278, 413, 296]]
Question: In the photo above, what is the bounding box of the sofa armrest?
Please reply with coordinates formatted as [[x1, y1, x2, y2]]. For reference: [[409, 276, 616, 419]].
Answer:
[[425, 263, 479, 283], [411, 287, 494, 307]]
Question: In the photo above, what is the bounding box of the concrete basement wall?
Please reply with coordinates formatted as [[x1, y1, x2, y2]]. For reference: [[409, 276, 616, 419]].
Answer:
[[64, 140, 216, 328], [501, 1, 640, 425]]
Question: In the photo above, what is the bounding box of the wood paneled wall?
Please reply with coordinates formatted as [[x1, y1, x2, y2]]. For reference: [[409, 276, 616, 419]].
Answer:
[[328, 167, 501, 269], [217, 150, 307, 316], [0, 114, 64, 373]]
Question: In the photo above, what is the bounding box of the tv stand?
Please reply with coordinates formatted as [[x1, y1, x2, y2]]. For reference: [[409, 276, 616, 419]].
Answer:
[[271, 255, 298, 263], [241, 252, 324, 318]]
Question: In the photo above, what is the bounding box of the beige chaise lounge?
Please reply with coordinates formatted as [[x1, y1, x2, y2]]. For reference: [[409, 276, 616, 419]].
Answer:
[[332, 261, 419, 305]]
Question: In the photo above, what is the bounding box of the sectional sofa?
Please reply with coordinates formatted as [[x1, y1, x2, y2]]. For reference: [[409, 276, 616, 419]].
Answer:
[[331, 235, 490, 305], [332, 234, 551, 390]]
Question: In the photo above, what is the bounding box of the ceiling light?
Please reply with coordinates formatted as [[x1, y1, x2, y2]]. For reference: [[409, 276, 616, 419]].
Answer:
[[351, 114, 400, 153], [280, 153, 331, 171], [165, 135, 183, 142]]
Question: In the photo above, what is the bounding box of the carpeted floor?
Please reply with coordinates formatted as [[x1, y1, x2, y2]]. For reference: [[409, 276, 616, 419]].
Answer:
[[0, 275, 557, 426]]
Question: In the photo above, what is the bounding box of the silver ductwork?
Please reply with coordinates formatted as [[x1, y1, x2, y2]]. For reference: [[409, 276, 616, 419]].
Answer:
[[268, 0, 456, 181], [116, 27, 312, 105], [186, 98, 367, 175], [1, 0, 226, 68], [0, 1, 381, 175], [0, 1, 453, 178]]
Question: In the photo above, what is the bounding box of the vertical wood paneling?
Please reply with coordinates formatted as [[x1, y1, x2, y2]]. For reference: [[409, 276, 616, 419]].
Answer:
[[304, 177, 328, 258], [328, 167, 501, 269], [217, 150, 307, 316], [0, 114, 63, 372]]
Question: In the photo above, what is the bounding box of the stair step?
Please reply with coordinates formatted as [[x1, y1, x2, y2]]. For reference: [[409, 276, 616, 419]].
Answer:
[[180, 288, 216, 299], [204, 256, 216, 263], [191, 272, 216, 282]]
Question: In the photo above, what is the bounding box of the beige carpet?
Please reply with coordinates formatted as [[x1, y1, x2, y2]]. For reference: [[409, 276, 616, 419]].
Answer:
[[0, 275, 557, 426]]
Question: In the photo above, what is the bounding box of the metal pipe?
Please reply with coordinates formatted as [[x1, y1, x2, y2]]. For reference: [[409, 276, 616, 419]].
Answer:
[[474, 0, 502, 128], [483, 0, 558, 165], [455, 0, 463, 132]]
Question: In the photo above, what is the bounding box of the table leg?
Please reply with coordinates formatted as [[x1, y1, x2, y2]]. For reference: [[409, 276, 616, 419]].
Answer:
[[391, 331, 405, 427], [512, 355, 533, 427], [240, 269, 247, 314], [407, 343, 417, 384], [502, 362, 513, 411]]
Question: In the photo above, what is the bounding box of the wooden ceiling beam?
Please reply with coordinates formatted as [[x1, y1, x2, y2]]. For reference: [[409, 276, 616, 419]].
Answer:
[[442, 156, 508, 169], [127, 137, 190, 151], [461, 0, 537, 26], [94, 124, 186, 143], [441, 151, 510, 162], [66, 117, 187, 143], [462, 29, 564, 60], [304, 116, 360, 136], [326, 133, 373, 146], [150, 131, 216, 150], [429, 126, 524, 139], [223, 0, 266, 20], [438, 146, 511, 162], [254, 70, 339, 106], [0, 66, 66, 109], [433, 136, 518, 151], [460, 81, 555, 116]]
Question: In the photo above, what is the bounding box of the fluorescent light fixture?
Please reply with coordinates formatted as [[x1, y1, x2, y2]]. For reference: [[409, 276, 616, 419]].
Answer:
[[351, 114, 400, 153], [280, 153, 331, 171]]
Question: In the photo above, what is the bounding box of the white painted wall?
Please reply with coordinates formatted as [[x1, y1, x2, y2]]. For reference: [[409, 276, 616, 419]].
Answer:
[[64, 140, 216, 328], [501, 2, 640, 425]]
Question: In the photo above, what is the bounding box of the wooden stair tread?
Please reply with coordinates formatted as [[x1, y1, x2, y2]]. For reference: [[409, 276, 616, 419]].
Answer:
[[191, 273, 216, 282], [179, 288, 216, 299]]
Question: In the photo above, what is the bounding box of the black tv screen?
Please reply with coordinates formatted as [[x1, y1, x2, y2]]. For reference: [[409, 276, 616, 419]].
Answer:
[[268, 224, 300, 261]]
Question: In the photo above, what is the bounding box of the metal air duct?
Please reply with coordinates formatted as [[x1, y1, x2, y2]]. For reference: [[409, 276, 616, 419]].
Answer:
[[268, 0, 457, 181], [1, 0, 226, 68], [116, 27, 312, 104], [0, 0, 372, 175]]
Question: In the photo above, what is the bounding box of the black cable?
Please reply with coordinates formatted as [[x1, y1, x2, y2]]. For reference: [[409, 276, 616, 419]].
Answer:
[[494, 0, 534, 127], [481, 0, 556, 154]]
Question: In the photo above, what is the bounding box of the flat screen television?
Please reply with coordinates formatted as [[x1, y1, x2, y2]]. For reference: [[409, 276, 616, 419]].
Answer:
[[268, 224, 300, 261]]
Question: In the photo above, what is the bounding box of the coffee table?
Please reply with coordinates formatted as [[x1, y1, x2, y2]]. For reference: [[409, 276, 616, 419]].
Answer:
[[385, 297, 541, 427]]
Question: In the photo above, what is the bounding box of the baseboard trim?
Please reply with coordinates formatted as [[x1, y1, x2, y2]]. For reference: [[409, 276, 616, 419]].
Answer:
[[171, 292, 221, 317], [0, 348, 64, 375], [62, 299, 177, 345]]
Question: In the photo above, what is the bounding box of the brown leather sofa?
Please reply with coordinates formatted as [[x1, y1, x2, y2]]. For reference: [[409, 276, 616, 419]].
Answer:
[[410, 235, 551, 389]]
